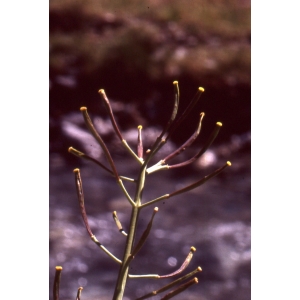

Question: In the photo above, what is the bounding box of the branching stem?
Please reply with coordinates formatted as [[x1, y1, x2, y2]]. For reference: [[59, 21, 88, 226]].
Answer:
[[66, 82, 231, 300]]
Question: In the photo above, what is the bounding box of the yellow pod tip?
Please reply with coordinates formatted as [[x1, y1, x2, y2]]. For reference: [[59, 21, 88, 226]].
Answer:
[[73, 168, 80, 173], [68, 147, 74, 152], [138, 125, 143, 129], [216, 122, 222, 127], [98, 89, 105, 94], [227, 161, 232, 166], [197, 266, 202, 272], [80, 107, 87, 111], [55, 266, 63, 270], [78, 287, 83, 291], [199, 87, 205, 92], [173, 80, 178, 85], [190, 246, 196, 252], [154, 207, 159, 212]]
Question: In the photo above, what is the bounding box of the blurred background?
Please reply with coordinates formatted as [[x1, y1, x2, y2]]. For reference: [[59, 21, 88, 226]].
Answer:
[[49, 0, 250, 299]]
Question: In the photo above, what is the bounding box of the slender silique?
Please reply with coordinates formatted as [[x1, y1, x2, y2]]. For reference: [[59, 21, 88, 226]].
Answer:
[[53, 81, 231, 300]]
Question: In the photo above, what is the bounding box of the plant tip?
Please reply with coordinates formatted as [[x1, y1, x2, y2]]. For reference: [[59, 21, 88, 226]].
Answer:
[[197, 266, 202, 272], [173, 80, 178, 85], [138, 125, 143, 129], [199, 87, 205, 92], [80, 107, 87, 111], [55, 266, 63, 270], [73, 168, 80, 173], [216, 122, 222, 127], [98, 89, 105, 94], [227, 161, 232, 166], [190, 246, 196, 252]]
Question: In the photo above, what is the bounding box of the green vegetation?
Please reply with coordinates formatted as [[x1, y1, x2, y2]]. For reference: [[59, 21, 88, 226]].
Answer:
[[50, 0, 250, 36], [50, 0, 250, 85]]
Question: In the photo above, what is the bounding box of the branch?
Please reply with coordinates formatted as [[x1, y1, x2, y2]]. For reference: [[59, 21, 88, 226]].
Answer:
[[158, 81, 180, 141], [129, 247, 196, 281], [73, 168, 122, 264], [163, 112, 205, 163], [113, 211, 128, 237], [166, 87, 205, 141], [118, 179, 135, 207], [76, 287, 83, 300], [98, 89, 123, 141], [80, 107, 120, 180], [68, 147, 135, 182], [53, 266, 62, 300], [143, 81, 179, 164], [99, 89, 143, 164], [159, 247, 196, 279], [134, 267, 202, 299], [160, 277, 199, 300], [146, 112, 205, 175], [137, 125, 144, 160], [141, 161, 231, 208], [168, 161, 231, 197], [131, 207, 159, 258], [169, 121, 222, 169]]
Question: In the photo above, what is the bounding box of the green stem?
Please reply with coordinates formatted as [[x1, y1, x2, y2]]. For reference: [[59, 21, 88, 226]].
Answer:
[[112, 205, 140, 300], [112, 165, 147, 300]]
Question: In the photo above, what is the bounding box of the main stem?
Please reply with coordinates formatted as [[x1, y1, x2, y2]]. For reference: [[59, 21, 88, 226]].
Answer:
[[112, 165, 147, 300]]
